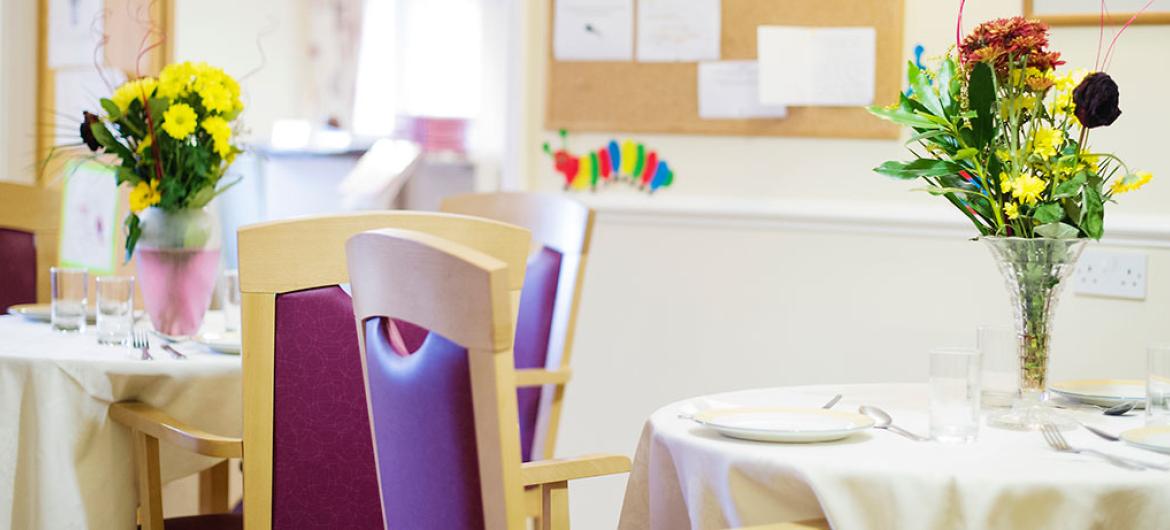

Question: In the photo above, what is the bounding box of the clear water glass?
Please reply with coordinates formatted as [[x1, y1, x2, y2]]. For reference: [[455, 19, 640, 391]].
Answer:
[[222, 269, 241, 332], [51, 267, 88, 333], [930, 347, 982, 443], [1147, 344, 1170, 426], [977, 325, 1019, 408], [96, 276, 135, 345]]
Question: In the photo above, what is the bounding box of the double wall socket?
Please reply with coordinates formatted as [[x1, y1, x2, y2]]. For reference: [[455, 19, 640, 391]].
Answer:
[[1072, 249, 1147, 300]]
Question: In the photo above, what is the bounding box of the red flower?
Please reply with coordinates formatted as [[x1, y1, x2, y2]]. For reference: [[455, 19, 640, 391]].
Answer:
[[960, 17, 1064, 76]]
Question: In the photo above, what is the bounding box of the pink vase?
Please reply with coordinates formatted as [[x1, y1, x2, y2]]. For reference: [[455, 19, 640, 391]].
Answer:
[[136, 207, 221, 338]]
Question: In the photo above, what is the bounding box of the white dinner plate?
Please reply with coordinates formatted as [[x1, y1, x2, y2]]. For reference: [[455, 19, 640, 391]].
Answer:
[[8, 303, 95, 323], [1120, 426, 1170, 455], [1050, 379, 1145, 408], [692, 407, 874, 443], [193, 331, 242, 355]]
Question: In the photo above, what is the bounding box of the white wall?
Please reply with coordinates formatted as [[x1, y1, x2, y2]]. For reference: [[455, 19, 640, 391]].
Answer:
[[0, 0, 39, 183]]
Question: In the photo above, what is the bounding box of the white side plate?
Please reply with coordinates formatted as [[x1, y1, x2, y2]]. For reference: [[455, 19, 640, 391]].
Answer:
[[1050, 379, 1145, 408], [1120, 426, 1170, 455], [193, 331, 242, 355], [693, 407, 873, 443]]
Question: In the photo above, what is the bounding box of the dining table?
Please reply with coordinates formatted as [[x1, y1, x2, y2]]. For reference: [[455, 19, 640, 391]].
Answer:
[[618, 383, 1170, 530], [0, 312, 241, 530]]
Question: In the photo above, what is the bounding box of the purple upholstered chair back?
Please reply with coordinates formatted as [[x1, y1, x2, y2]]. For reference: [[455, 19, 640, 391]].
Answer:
[[0, 228, 37, 313], [514, 247, 563, 461], [271, 286, 383, 529]]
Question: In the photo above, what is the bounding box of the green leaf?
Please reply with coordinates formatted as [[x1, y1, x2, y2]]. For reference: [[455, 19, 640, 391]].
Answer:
[[937, 58, 957, 112], [1052, 173, 1087, 199], [147, 98, 170, 121], [909, 62, 944, 118], [867, 105, 943, 130], [1034, 222, 1080, 239], [905, 130, 948, 145], [915, 186, 985, 197], [968, 62, 997, 149], [113, 166, 140, 186], [1081, 186, 1105, 239], [953, 147, 979, 161], [1033, 202, 1065, 224], [89, 121, 134, 162], [874, 159, 963, 180], [100, 98, 121, 120], [123, 214, 141, 262]]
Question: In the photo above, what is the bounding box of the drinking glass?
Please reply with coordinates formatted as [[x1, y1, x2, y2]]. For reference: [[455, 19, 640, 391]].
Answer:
[[977, 325, 1019, 408], [221, 269, 241, 332], [929, 347, 982, 443], [96, 276, 135, 345], [1147, 344, 1170, 426], [50, 267, 88, 333]]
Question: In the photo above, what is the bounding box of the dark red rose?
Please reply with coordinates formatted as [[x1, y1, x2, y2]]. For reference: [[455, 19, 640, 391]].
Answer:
[[80, 111, 102, 152], [1073, 72, 1122, 129]]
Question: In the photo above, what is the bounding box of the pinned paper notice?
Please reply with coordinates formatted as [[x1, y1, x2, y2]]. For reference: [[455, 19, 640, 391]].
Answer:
[[758, 26, 876, 107], [48, 0, 104, 68], [554, 0, 634, 61], [59, 161, 119, 273], [698, 61, 787, 120], [636, 0, 721, 62]]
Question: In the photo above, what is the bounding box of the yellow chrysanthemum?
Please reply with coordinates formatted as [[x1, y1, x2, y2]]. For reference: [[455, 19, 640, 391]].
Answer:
[[1030, 127, 1064, 159], [162, 103, 198, 139], [135, 134, 153, 154], [995, 149, 1010, 162], [1004, 202, 1020, 220], [157, 62, 196, 99], [129, 179, 161, 213], [201, 116, 233, 157], [1110, 171, 1153, 195], [1050, 69, 1089, 116], [999, 172, 1014, 195], [111, 78, 157, 113], [1012, 174, 1048, 205], [199, 82, 234, 114]]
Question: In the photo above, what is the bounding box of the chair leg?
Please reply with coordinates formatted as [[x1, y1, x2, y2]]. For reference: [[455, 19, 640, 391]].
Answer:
[[540, 481, 570, 530], [134, 431, 164, 530], [198, 460, 231, 514]]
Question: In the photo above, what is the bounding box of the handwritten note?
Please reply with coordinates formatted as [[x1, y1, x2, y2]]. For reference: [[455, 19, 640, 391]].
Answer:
[[554, 0, 634, 61], [758, 26, 876, 107], [48, 0, 104, 68], [698, 61, 787, 120], [59, 161, 119, 273], [636, 0, 721, 62]]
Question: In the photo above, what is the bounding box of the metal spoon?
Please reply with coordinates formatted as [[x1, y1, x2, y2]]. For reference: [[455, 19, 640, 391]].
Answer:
[[822, 394, 843, 409], [1103, 401, 1136, 416], [859, 405, 929, 441]]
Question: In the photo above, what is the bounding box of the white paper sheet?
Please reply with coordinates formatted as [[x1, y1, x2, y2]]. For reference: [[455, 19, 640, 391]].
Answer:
[[48, 0, 104, 68], [758, 26, 876, 107], [553, 0, 634, 61], [59, 161, 119, 273], [636, 0, 721, 62], [54, 67, 126, 147], [698, 61, 787, 120]]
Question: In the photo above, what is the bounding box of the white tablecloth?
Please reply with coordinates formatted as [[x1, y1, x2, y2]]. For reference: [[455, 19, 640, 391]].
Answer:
[[618, 383, 1170, 530], [0, 314, 242, 530]]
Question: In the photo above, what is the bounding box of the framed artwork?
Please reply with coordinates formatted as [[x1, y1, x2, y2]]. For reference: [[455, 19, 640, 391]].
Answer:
[[1025, 0, 1170, 26]]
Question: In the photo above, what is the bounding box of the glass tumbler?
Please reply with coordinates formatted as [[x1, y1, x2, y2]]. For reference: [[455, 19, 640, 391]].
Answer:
[[930, 347, 982, 443], [96, 276, 135, 345], [1147, 344, 1170, 426], [221, 269, 241, 332], [977, 325, 1019, 408], [51, 267, 88, 333]]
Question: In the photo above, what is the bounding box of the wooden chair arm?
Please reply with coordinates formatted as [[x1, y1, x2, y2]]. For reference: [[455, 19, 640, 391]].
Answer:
[[514, 368, 572, 388], [732, 519, 831, 530], [520, 453, 630, 487], [109, 401, 243, 459]]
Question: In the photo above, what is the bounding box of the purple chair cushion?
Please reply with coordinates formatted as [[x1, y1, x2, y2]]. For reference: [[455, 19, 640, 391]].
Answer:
[[272, 286, 383, 530], [364, 317, 484, 530], [0, 228, 37, 313], [513, 247, 563, 461], [145, 514, 242, 530]]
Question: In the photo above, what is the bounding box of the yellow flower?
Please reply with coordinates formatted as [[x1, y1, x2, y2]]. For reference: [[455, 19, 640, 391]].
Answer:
[[996, 149, 1010, 162], [135, 134, 153, 154], [162, 103, 198, 139], [1004, 202, 1020, 219], [199, 82, 234, 114], [1050, 69, 1089, 116], [999, 172, 1014, 194], [128, 179, 161, 213], [201, 116, 233, 157], [111, 78, 157, 113], [1110, 171, 1153, 194], [1029, 127, 1064, 159], [157, 62, 196, 99], [1012, 174, 1048, 205]]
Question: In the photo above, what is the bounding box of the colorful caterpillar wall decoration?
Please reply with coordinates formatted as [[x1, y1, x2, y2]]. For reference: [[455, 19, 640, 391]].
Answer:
[[543, 130, 674, 193]]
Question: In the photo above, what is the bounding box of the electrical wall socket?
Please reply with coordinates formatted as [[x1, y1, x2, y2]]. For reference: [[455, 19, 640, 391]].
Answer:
[[1072, 249, 1147, 300]]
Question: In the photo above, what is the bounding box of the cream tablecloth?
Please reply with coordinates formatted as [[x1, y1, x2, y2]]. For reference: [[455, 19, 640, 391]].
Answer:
[[0, 314, 241, 530], [618, 383, 1170, 530]]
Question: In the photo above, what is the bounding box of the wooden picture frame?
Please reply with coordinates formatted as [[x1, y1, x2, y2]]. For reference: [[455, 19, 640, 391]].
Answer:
[[1024, 0, 1170, 26]]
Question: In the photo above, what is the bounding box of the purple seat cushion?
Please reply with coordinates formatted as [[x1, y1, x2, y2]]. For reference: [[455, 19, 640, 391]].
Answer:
[[0, 228, 37, 313], [514, 247, 563, 461], [144, 514, 242, 530], [272, 286, 383, 530], [364, 317, 484, 530]]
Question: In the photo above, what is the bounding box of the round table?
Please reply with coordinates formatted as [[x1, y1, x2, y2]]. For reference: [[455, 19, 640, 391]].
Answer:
[[0, 314, 241, 530], [617, 383, 1170, 530]]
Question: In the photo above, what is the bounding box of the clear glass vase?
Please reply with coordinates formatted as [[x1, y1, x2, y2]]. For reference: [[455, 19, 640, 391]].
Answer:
[[982, 236, 1087, 430], [136, 207, 221, 339]]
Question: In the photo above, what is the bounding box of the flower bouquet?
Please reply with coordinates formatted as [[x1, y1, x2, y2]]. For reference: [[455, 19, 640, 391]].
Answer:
[[79, 61, 244, 337], [868, 16, 1150, 428]]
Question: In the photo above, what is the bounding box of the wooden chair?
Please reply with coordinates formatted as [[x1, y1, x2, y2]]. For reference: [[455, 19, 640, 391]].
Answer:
[[440, 192, 595, 463], [109, 211, 533, 530], [732, 519, 831, 529], [346, 227, 629, 530], [0, 182, 60, 310]]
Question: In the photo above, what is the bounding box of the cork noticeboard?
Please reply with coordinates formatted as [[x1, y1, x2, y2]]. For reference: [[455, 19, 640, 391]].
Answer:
[[545, 0, 905, 139]]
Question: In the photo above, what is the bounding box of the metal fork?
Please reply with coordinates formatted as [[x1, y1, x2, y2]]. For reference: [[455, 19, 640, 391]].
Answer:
[[1040, 424, 1146, 471], [133, 330, 152, 360]]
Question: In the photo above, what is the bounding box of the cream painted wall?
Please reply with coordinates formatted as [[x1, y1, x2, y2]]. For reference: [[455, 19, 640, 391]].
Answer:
[[0, 0, 39, 183]]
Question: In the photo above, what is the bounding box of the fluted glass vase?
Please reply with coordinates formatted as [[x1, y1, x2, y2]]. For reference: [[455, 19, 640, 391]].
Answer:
[[982, 237, 1087, 430], [136, 207, 221, 339]]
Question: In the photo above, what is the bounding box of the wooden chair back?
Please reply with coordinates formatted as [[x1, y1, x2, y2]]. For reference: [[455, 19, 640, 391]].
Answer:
[[237, 211, 530, 530], [346, 228, 527, 530], [440, 192, 595, 460], [0, 182, 60, 305]]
